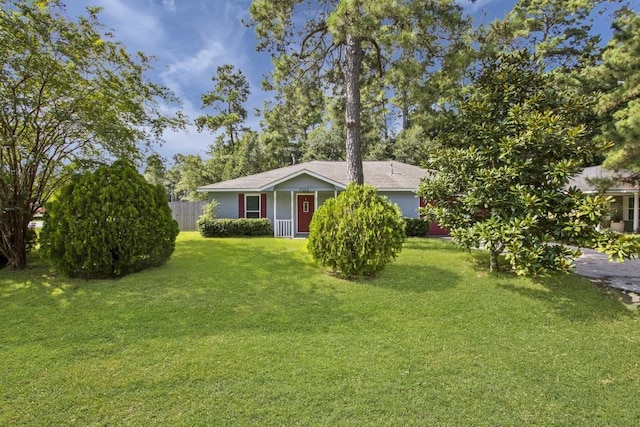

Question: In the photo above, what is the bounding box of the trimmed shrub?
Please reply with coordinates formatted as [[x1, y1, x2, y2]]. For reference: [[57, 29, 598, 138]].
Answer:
[[198, 218, 272, 237], [39, 160, 179, 278], [308, 183, 406, 277], [404, 217, 430, 237]]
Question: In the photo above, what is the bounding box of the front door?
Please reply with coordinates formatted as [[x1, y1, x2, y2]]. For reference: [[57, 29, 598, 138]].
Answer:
[[297, 194, 315, 233]]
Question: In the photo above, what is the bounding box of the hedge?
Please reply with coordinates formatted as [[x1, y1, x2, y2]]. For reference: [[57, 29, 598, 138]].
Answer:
[[198, 218, 273, 237], [404, 217, 430, 237]]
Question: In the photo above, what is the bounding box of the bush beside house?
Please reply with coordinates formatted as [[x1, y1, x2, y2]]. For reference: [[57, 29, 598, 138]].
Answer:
[[198, 218, 273, 237], [308, 183, 406, 277], [404, 218, 430, 237]]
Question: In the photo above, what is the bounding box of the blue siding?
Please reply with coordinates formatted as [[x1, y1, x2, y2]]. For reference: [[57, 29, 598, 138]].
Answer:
[[380, 191, 420, 218]]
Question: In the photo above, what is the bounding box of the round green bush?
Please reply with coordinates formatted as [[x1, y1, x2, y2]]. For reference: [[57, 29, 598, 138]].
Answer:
[[308, 183, 406, 277], [40, 160, 179, 278]]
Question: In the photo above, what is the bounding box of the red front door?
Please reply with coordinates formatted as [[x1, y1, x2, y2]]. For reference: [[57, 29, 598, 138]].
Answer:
[[297, 194, 315, 233]]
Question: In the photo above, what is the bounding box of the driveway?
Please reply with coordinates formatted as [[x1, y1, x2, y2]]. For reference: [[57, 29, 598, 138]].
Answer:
[[574, 248, 640, 304]]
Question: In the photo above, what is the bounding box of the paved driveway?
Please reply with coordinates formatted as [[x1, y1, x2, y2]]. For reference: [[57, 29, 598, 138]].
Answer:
[[574, 248, 640, 294]]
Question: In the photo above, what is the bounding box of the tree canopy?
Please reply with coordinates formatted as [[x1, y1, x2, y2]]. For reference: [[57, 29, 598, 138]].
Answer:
[[590, 7, 640, 174], [0, 0, 184, 269], [418, 50, 629, 275], [249, 0, 471, 184]]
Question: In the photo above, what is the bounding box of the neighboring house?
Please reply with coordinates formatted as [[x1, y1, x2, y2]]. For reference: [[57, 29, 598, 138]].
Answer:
[[196, 160, 446, 237], [570, 165, 640, 233]]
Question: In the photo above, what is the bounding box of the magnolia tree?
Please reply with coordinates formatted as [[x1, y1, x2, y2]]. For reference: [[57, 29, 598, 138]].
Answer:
[[419, 50, 639, 275], [0, 0, 184, 269]]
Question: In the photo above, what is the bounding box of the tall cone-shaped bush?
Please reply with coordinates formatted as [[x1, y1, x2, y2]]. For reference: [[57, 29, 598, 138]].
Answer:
[[40, 160, 179, 278]]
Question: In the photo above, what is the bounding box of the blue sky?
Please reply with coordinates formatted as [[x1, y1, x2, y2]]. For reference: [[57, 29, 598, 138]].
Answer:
[[62, 0, 629, 162]]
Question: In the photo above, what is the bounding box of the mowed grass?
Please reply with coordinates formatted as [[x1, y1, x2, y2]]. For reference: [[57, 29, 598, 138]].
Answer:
[[1, 233, 639, 426]]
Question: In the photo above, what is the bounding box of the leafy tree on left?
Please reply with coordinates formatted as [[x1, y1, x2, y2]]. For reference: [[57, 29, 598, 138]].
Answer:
[[0, 0, 184, 269]]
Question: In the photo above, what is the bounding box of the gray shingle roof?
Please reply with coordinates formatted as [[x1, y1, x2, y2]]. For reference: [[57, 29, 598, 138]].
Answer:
[[570, 165, 639, 193], [197, 161, 429, 192]]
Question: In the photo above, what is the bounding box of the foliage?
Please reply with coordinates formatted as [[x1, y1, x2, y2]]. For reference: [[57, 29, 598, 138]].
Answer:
[[195, 64, 250, 151], [480, 0, 615, 70], [167, 154, 211, 201], [143, 153, 168, 187], [301, 126, 345, 162], [39, 160, 179, 278], [249, 0, 470, 184], [419, 50, 625, 275], [404, 217, 430, 237], [199, 199, 220, 222], [392, 125, 432, 166], [308, 183, 406, 277], [198, 218, 272, 237], [0, 0, 184, 269], [589, 7, 640, 174]]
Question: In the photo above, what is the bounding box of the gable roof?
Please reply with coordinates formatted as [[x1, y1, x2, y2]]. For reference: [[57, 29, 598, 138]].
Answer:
[[197, 161, 429, 193], [570, 165, 639, 194]]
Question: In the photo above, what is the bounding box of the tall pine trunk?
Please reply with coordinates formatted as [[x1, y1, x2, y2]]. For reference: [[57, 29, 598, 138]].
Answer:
[[344, 32, 364, 185]]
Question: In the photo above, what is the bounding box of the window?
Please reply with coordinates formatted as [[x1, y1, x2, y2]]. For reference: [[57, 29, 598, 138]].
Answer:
[[245, 195, 260, 218], [628, 197, 635, 221], [303, 201, 310, 213]]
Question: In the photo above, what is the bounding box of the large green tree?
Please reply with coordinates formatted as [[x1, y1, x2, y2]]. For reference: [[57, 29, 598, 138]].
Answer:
[[195, 64, 250, 152], [249, 0, 470, 184], [0, 0, 183, 269], [590, 7, 640, 174], [480, 0, 618, 70], [419, 51, 634, 275], [167, 154, 211, 202]]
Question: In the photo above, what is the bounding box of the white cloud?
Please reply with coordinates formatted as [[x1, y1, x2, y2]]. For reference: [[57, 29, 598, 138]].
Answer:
[[162, 0, 176, 12], [93, 0, 166, 49], [162, 43, 225, 83], [161, 124, 215, 159], [159, 42, 228, 111]]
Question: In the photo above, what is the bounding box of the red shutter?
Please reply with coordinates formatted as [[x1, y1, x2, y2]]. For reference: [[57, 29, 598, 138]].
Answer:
[[238, 193, 245, 218], [260, 194, 267, 218]]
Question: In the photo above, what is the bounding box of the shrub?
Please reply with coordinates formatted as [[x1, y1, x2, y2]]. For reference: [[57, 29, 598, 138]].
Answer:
[[198, 199, 220, 222], [198, 218, 272, 237], [39, 160, 179, 278], [308, 183, 406, 277], [404, 217, 430, 237]]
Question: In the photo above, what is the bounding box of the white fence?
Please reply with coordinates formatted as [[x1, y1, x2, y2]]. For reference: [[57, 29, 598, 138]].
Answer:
[[169, 201, 207, 231]]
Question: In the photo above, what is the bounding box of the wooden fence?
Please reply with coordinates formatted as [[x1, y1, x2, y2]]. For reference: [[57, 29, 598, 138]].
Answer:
[[169, 201, 207, 231]]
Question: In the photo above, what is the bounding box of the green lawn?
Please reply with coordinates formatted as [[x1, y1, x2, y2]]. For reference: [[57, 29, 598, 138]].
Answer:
[[1, 233, 639, 426]]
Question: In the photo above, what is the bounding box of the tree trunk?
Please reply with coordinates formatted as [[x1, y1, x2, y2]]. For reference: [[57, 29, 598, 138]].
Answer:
[[0, 208, 30, 270], [344, 32, 364, 185], [489, 250, 500, 272]]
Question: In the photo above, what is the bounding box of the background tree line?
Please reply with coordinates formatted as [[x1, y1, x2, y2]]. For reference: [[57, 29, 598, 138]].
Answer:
[[154, 0, 640, 202]]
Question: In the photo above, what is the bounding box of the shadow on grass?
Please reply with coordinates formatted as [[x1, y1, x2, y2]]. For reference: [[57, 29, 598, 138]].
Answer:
[[368, 262, 460, 293], [464, 249, 635, 322], [1, 238, 360, 337]]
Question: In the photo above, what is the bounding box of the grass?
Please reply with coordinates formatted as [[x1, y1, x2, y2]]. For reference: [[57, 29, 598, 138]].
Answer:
[[1, 233, 639, 426]]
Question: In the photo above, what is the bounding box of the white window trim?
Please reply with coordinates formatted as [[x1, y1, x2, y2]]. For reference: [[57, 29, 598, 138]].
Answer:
[[245, 193, 261, 218], [627, 196, 635, 221]]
